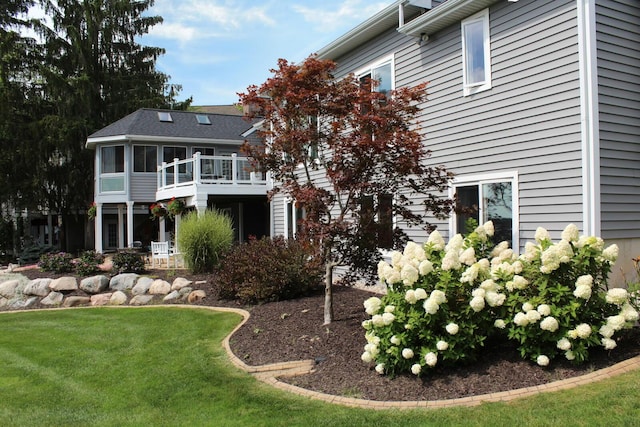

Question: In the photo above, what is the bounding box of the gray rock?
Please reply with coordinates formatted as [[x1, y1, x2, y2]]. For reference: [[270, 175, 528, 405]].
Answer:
[[132, 277, 154, 295], [109, 291, 127, 305], [24, 278, 53, 296], [79, 275, 109, 294], [178, 287, 193, 300], [49, 277, 78, 292], [62, 296, 90, 307], [130, 295, 154, 305], [109, 273, 140, 292], [163, 290, 180, 302], [149, 279, 171, 295], [41, 291, 64, 306], [171, 277, 193, 291], [10, 297, 38, 309], [0, 279, 21, 298]]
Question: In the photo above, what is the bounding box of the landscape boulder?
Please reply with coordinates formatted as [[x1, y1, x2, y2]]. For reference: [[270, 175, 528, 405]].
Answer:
[[109, 291, 127, 305], [0, 279, 21, 298], [149, 279, 171, 295], [24, 278, 53, 296], [130, 295, 154, 306], [80, 275, 109, 294], [132, 277, 154, 295], [41, 291, 64, 306], [49, 277, 78, 292], [109, 273, 139, 292], [63, 296, 90, 307], [171, 277, 193, 291]]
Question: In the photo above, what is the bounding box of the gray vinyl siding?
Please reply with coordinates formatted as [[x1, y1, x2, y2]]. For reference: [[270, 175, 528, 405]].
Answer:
[[392, 0, 586, 247], [596, 0, 640, 239], [130, 174, 157, 201]]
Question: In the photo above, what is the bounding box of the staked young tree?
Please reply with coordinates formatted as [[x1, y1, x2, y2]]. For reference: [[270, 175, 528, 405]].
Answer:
[[239, 56, 454, 324]]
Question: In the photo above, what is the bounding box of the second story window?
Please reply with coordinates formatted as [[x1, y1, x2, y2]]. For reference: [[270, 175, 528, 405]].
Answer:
[[133, 145, 157, 173], [101, 145, 124, 173], [462, 8, 491, 96], [358, 56, 394, 97]]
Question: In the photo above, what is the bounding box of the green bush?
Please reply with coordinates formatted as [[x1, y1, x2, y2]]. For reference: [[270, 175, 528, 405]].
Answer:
[[75, 250, 105, 276], [214, 236, 323, 304], [363, 222, 638, 377], [38, 251, 74, 273], [19, 244, 54, 265], [177, 210, 234, 274], [111, 250, 145, 274]]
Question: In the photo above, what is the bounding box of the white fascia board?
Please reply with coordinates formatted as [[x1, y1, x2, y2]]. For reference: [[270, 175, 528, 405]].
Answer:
[[86, 134, 244, 149], [398, 0, 497, 37], [316, 1, 401, 60], [242, 119, 264, 137]]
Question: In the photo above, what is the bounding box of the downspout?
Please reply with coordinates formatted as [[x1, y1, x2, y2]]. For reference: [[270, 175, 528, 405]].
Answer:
[[577, 0, 601, 236]]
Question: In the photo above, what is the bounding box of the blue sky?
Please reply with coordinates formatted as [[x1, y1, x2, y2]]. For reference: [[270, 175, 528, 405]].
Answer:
[[141, 0, 389, 106]]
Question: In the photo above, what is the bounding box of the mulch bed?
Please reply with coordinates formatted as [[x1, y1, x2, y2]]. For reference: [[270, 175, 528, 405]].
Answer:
[[8, 267, 640, 402]]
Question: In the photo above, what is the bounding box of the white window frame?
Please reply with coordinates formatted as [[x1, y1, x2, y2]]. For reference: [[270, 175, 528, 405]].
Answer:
[[132, 144, 157, 174], [355, 54, 395, 94], [449, 171, 519, 250], [461, 9, 492, 96], [283, 198, 305, 239]]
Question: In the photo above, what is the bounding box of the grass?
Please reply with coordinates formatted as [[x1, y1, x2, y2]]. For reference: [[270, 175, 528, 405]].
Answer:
[[0, 307, 638, 427]]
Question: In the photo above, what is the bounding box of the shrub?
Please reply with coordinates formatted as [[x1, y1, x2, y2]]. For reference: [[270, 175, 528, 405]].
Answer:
[[214, 236, 323, 304], [362, 222, 638, 377], [111, 250, 145, 274], [177, 210, 234, 274], [38, 251, 74, 273], [75, 250, 105, 276], [19, 244, 54, 265]]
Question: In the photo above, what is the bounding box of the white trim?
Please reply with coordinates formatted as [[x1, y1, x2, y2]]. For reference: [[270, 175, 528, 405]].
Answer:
[[86, 134, 243, 149], [355, 54, 396, 93], [461, 8, 492, 96], [577, 0, 600, 237], [449, 171, 519, 251]]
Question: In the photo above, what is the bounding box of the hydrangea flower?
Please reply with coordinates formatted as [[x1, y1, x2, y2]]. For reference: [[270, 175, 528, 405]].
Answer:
[[602, 244, 619, 262], [430, 290, 447, 305], [418, 260, 434, 275], [485, 291, 506, 307], [401, 264, 419, 287], [494, 319, 506, 329], [459, 247, 476, 266], [522, 302, 534, 312], [561, 223, 580, 242], [535, 227, 550, 242], [573, 284, 592, 300], [404, 289, 417, 304], [537, 304, 551, 316], [425, 352, 438, 367], [621, 303, 639, 322], [606, 315, 626, 331], [402, 348, 414, 359], [441, 250, 461, 271], [470, 296, 485, 312], [536, 355, 550, 366], [602, 338, 617, 350], [436, 340, 449, 351], [375, 363, 385, 374], [606, 288, 628, 305], [540, 316, 559, 332], [445, 323, 459, 335], [390, 335, 401, 345], [599, 323, 615, 338], [364, 297, 382, 315], [381, 312, 395, 325], [423, 298, 440, 314], [427, 230, 445, 251], [526, 309, 541, 323], [557, 338, 572, 351], [411, 363, 421, 375], [565, 350, 576, 361], [414, 288, 428, 300], [575, 275, 593, 288], [576, 323, 592, 339], [513, 312, 529, 327]]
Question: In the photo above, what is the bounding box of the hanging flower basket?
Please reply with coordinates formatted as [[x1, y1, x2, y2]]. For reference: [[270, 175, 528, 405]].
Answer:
[[88, 203, 97, 221], [166, 197, 185, 217], [150, 203, 167, 219]]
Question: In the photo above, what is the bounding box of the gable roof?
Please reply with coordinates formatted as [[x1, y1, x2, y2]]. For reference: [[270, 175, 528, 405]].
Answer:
[[316, 0, 498, 60], [86, 108, 257, 148]]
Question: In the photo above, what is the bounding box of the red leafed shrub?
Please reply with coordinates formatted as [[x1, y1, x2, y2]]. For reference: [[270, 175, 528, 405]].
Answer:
[[214, 236, 323, 304]]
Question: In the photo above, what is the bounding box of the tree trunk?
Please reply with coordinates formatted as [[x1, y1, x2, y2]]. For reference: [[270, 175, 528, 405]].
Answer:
[[323, 261, 334, 325]]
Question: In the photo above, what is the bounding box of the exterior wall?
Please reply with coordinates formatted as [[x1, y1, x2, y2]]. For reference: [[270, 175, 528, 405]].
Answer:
[[328, 0, 587, 250], [596, 0, 640, 239]]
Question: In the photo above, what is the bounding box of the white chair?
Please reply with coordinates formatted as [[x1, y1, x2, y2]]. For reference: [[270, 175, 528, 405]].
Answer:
[[151, 241, 170, 268]]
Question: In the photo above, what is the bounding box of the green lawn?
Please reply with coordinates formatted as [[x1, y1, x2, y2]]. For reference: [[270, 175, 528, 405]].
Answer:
[[0, 307, 638, 427]]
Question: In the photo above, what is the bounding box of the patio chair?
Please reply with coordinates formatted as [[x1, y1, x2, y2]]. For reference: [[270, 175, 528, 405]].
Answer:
[[151, 241, 170, 268]]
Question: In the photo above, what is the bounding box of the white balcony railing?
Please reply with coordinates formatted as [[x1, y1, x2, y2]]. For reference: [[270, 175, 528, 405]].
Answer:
[[157, 152, 268, 194]]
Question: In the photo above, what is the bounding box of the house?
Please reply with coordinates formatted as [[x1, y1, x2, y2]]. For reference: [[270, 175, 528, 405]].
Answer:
[[269, 0, 640, 282], [86, 108, 270, 252]]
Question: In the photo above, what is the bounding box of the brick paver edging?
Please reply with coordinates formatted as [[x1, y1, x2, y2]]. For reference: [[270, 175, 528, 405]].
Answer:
[[3, 304, 639, 409]]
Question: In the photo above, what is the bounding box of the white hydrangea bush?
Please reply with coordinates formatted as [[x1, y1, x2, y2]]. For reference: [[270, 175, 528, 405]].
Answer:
[[362, 222, 638, 376], [362, 221, 505, 377], [502, 224, 638, 365]]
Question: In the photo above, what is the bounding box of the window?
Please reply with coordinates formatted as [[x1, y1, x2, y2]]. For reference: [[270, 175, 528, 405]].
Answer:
[[196, 114, 211, 125], [361, 193, 394, 249], [462, 9, 491, 96], [193, 147, 215, 156], [163, 146, 187, 163], [101, 145, 124, 173], [158, 111, 173, 122], [285, 199, 306, 239], [358, 56, 394, 97], [133, 145, 157, 172], [452, 173, 517, 248]]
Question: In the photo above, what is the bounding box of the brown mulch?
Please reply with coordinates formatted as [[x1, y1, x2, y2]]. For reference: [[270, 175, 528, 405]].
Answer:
[[8, 267, 640, 402]]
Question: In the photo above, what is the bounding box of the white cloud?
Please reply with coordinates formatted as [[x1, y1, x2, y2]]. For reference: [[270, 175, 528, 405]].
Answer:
[[292, 0, 388, 32]]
